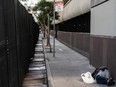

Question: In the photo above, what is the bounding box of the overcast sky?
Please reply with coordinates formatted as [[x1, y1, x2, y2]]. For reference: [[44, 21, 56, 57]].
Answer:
[[20, 0, 63, 7]]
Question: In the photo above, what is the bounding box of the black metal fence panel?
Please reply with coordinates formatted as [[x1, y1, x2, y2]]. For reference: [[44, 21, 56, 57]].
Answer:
[[4, 0, 19, 86], [0, 1, 9, 87], [0, 55, 8, 87], [14, 1, 40, 86], [0, 0, 40, 87]]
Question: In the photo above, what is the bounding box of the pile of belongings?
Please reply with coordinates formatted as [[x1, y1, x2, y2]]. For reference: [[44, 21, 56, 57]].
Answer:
[[81, 66, 115, 86]]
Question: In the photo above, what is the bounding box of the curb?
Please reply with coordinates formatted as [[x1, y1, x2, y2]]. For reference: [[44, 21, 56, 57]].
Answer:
[[46, 59, 55, 87]]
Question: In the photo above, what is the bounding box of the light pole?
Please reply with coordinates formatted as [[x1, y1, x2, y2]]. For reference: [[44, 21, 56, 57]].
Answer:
[[53, 0, 55, 57]]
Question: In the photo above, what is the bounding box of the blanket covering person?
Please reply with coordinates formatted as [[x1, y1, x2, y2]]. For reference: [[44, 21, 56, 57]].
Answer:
[[95, 68, 110, 84], [92, 66, 115, 86]]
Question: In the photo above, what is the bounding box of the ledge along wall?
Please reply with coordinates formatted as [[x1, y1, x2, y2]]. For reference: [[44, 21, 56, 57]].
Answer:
[[0, 0, 39, 87]]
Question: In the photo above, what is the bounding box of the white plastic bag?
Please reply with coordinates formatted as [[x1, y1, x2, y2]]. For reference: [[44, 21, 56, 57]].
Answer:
[[81, 72, 95, 83]]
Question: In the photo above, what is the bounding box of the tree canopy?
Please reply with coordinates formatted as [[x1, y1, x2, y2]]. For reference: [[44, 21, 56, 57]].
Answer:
[[33, 0, 59, 26]]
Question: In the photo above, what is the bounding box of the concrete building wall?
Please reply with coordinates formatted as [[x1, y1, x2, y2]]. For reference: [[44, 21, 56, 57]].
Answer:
[[90, 0, 116, 79], [55, 0, 91, 24], [91, 0, 116, 36], [56, 0, 116, 80]]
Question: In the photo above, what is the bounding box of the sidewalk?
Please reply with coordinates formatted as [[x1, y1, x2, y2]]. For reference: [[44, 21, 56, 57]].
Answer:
[[44, 37, 115, 87]]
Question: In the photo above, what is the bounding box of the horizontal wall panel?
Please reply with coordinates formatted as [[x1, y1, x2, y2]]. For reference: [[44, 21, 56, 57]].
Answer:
[[107, 38, 116, 79], [57, 31, 90, 57], [90, 35, 116, 79], [90, 36, 103, 67]]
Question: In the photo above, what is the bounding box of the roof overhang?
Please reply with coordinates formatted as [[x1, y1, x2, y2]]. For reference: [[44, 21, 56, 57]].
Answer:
[[55, 0, 91, 24]]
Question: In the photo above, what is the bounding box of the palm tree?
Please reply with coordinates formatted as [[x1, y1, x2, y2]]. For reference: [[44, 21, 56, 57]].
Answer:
[[33, 0, 59, 52]]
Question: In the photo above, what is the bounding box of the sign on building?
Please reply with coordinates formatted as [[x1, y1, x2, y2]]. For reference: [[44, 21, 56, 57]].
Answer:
[[55, 1, 64, 12]]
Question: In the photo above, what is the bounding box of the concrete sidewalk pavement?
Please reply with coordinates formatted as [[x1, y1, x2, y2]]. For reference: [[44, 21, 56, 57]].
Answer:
[[44, 37, 115, 87]]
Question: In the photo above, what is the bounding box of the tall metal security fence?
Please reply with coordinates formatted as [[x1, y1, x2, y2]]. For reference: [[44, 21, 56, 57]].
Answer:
[[0, 0, 39, 87], [57, 31, 90, 57]]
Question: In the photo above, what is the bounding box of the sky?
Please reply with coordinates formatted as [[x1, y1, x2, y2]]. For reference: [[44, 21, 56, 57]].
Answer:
[[19, 0, 63, 23], [20, 0, 63, 8]]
